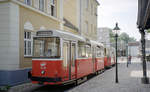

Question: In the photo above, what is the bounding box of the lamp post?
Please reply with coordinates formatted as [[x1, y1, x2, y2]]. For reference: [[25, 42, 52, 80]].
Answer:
[[126, 40, 128, 67], [113, 22, 120, 83]]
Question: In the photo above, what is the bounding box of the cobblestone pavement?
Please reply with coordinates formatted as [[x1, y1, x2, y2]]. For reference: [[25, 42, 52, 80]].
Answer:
[[7, 57, 150, 92], [8, 83, 41, 92], [68, 58, 150, 92]]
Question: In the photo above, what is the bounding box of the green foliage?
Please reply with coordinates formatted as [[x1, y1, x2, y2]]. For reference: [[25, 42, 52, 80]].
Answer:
[[109, 29, 115, 42], [109, 30, 136, 43], [119, 32, 130, 42]]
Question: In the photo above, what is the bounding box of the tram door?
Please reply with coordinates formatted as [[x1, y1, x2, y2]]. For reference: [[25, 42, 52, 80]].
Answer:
[[63, 41, 76, 80], [63, 42, 69, 80], [92, 47, 96, 73], [70, 42, 76, 80]]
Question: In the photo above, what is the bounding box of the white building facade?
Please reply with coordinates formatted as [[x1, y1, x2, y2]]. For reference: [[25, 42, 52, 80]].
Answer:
[[97, 28, 111, 48], [128, 42, 140, 57]]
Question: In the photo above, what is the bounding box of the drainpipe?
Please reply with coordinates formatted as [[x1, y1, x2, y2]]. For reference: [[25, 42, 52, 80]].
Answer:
[[79, 0, 82, 35]]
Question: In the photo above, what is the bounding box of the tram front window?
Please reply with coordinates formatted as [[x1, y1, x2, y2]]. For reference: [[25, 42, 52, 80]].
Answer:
[[33, 37, 60, 58]]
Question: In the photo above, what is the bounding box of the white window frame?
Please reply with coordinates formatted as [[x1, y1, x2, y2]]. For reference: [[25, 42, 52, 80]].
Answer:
[[39, 0, 45, 11], [24, 0, 32, 6], [24, 31, 33, 57]]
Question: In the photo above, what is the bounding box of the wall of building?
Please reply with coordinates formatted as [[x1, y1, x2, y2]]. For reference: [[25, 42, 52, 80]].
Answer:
[[128, 46, 139, 57], [0, 1, 23, 86], [0, 2, 19, 70], [80, 0, 99, 40], [97, 28, 111, 48], [63, 0, 79, 34]]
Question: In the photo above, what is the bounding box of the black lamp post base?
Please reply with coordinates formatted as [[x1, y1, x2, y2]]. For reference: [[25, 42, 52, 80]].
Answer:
[[141, 77, 149, 84], [116, 80, 119, 83]]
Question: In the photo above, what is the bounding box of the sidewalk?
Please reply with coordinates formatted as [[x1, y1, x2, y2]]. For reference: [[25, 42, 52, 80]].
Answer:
[[7, 83, 40, 92], [68, 58, 150, 92]]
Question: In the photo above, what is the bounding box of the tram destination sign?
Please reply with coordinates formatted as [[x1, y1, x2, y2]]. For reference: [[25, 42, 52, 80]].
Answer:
[[37, 31, 53, 36]]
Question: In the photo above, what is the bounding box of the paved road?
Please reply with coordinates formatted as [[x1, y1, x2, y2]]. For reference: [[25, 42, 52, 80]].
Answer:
[[68, 58, 150, 92], [9, 57, 150, 92]]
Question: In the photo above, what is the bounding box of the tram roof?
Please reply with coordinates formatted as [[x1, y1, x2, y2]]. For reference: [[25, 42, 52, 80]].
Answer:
[[36, 30, 86, 41]]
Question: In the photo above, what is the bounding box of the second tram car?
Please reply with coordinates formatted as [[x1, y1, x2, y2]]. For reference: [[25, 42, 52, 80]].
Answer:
[[104, 47, 116, 68]]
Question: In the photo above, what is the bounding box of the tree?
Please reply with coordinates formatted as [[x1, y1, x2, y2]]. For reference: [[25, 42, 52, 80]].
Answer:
[[119, 32, 130, 42], [109, 29, 115, 42], [110, 32, 136, 43]]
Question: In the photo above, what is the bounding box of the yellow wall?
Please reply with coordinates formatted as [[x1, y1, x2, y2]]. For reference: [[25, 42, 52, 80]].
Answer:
[[19, 5, 61, 68], [63, 0, 79, 34], [81, 0, 98, 40]]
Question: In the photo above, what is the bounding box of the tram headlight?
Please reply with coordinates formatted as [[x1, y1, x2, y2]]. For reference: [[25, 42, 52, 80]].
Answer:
[[41, 70, 45, 75]]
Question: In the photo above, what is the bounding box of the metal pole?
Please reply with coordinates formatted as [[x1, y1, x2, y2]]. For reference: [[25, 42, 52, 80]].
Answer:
[[126, 40, 128, 67], [115, 34, 118, 83], [140, 29, 149, 84]]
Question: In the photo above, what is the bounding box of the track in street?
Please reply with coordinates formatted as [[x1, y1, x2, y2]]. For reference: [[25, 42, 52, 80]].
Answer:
[[22, 71, 104, 92]]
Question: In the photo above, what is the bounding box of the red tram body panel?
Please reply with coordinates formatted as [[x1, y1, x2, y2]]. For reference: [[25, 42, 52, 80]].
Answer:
[[31, 60, 64, 85], [104, 57, 111, 67], [95, 58, 104, 71], [110, 57, 116, 66], [76, 58, 93, 79]]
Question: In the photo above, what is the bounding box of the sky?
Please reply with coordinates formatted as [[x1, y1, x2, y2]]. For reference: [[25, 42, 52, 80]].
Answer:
[[97, 0, 141, 41]]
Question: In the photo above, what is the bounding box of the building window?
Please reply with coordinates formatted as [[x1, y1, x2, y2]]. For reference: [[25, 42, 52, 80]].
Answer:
[[85, 21, 88, 33], [24, 0, 32, 6], [51, 0, 55, 4], [91, 24, 93, 33], [39, 0, 44, 11], [50, 0, 56, 16], [24, 31, 32, 56], [91, 3, 93, 15], [95, 7, 97, 16], [86, 0, 89, 9]]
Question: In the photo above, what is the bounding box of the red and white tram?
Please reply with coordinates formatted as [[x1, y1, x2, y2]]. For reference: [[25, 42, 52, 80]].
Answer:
[[28, 30, 105, 85], [110, 47, 116, 66], [104, 47, 116, 68]]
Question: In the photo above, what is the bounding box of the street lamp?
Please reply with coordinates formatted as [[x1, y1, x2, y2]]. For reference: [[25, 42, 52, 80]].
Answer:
[[126, 40, 128, 67], [113, 22, 120, 83]]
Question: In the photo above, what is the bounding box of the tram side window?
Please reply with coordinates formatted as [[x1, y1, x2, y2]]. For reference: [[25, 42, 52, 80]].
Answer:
[[86, 45, 92, 58], [63, 42, 68, 67], [96, 46, 101, 57], [78, 42, 86, 58], [33, 37, 60, 58], [104, 48, 107, 56], [101, 47, 104, 57]]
